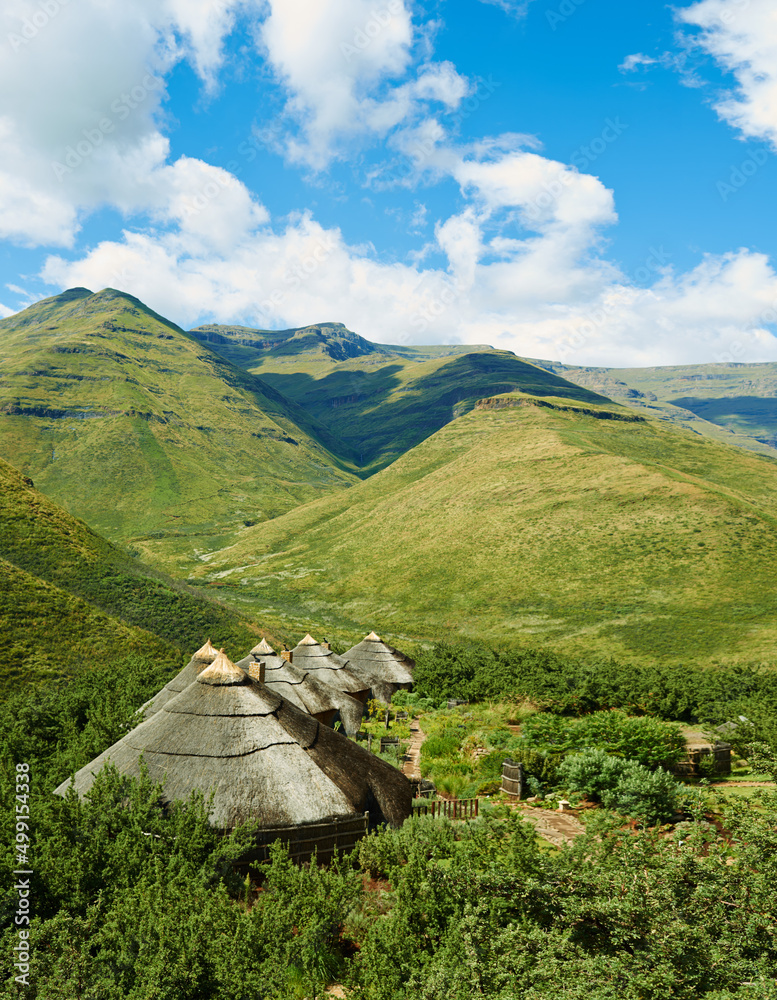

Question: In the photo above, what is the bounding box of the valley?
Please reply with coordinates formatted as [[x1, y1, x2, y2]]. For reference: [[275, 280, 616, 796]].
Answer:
[[1, 288, 777, 671], [181, 392, 777, 666]]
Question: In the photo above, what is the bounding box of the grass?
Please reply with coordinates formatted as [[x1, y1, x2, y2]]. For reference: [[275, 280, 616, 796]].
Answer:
[[0, 454, 265, 693], [0, 288, 357, 563], [533, 357, 777, 458], [411, 701, 536, 798], [182, 393, 777, 666]]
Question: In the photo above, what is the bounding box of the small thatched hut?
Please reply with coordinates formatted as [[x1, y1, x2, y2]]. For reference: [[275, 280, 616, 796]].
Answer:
[[236, 638, 364, 735], [140, 638, 219, 718], [55, 651, 410, 830], [342, 631, 415, 703], [289, 634, 370, 704]]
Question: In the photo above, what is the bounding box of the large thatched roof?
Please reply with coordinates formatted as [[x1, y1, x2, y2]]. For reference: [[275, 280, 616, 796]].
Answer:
[[140, 639, 220, 718], [289, 634, 370, 700], [236, 640, 364, 735], [55, 650, 410, 830], [342, 631, 415, 702]]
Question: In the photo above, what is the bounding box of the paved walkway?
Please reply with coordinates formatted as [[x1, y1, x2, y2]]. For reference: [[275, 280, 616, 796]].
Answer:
[[517, 806, 586, 848], [402, 718, 426, 781]]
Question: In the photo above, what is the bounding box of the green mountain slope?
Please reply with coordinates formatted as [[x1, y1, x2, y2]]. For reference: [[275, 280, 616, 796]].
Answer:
[[0, 456, 262, 691], [186, 393, 777, 667], [0, 289, 357, 556], [190, 321, 610, 473], [528, 359, 777, 459]]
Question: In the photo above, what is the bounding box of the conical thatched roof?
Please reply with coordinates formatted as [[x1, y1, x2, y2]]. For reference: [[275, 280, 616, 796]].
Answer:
[[55, 652, 410, 830], [193, 638, 220, 663], [250, 638, 276, 657], [140, 639, 220, 718], [342, 632, 415, 703], [289, 635, 370, 700], [236, 641, 364, 735]]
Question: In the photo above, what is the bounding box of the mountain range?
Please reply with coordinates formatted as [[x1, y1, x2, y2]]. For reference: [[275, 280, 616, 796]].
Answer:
[[2, 287, 777, 674], [0, 288, 357, 556]]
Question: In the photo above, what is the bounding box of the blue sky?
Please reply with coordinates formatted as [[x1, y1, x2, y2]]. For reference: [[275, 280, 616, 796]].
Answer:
[[1, 0, 777, 365]]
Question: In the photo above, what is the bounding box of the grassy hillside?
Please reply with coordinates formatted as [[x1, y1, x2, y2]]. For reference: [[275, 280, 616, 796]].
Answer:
[[530, 359, 777, 458], [190, 322, 610, 473], [0, 455, 263, 691], [183, 393, 777, 667], [0, 289, 357, 557]]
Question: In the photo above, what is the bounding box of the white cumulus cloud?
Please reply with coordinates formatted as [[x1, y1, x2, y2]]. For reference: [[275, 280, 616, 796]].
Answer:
[[39, 142, 777, 368], [679, 0, 777, 147], [256, 0, 469, 167], [0, 0, 260, 247]]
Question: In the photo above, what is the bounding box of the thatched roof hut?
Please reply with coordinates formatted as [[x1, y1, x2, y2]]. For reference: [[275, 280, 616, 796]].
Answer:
[[236, 639, 364, 735], [140, 638, 219, 718], [289, 634, 370, 703], [55, 650, 410, 830], [342, 631, 415, 703]]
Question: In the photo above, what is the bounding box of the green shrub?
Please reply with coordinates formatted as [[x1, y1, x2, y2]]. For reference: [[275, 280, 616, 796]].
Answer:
[[484, 727, 516, 749], [559, 749, 682, 825], [556, 748, 625, 800], [519, 710, 685, 768], [423, 733, 461, 759], [391, 690, 436, 713], [357, 828, 402, 878], [603, 761, 681, 826]]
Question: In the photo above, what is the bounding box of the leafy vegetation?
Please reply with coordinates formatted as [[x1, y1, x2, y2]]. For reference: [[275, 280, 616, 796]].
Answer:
[[516, 711, 686, 768], [412, 640, 777, 745], [558, 750, 682, 825]]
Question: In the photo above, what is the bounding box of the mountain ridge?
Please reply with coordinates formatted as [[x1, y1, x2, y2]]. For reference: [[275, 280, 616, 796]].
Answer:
[[183, 389, 777, 667], [0, 288, 359, 560]]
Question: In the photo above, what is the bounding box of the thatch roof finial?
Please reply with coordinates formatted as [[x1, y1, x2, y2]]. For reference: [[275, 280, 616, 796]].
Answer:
[[299, 633, 318, 646], [198, 649, 248, 686], [192, 638, 219, 663]]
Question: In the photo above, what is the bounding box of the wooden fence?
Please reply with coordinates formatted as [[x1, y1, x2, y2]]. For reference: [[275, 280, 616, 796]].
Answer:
[[671, 742, 732, 778], [412, 798, 479, 819], [232, 812, 369, 874]]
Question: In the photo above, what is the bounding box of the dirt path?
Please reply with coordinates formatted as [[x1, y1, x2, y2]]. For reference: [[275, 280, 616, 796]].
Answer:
[[517, 806, 586, 848], [403, 718, 426, 781], [710, 780, 775, 787]]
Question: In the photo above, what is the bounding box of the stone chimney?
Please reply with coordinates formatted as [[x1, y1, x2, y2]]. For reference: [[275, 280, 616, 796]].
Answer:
[[280, 650, 293, 664], [248, 660, 266, 683]]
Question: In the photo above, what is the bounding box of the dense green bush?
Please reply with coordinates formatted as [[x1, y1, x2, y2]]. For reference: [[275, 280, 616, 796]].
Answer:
[[519, 710, 686, 768], [559, 749, 682, 825], [604, 761, 682, 826], [392, 690, 437, 712], [347, 798, 777, 999], [556, 748, 626, 800], [413, 640, 777, 751]]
